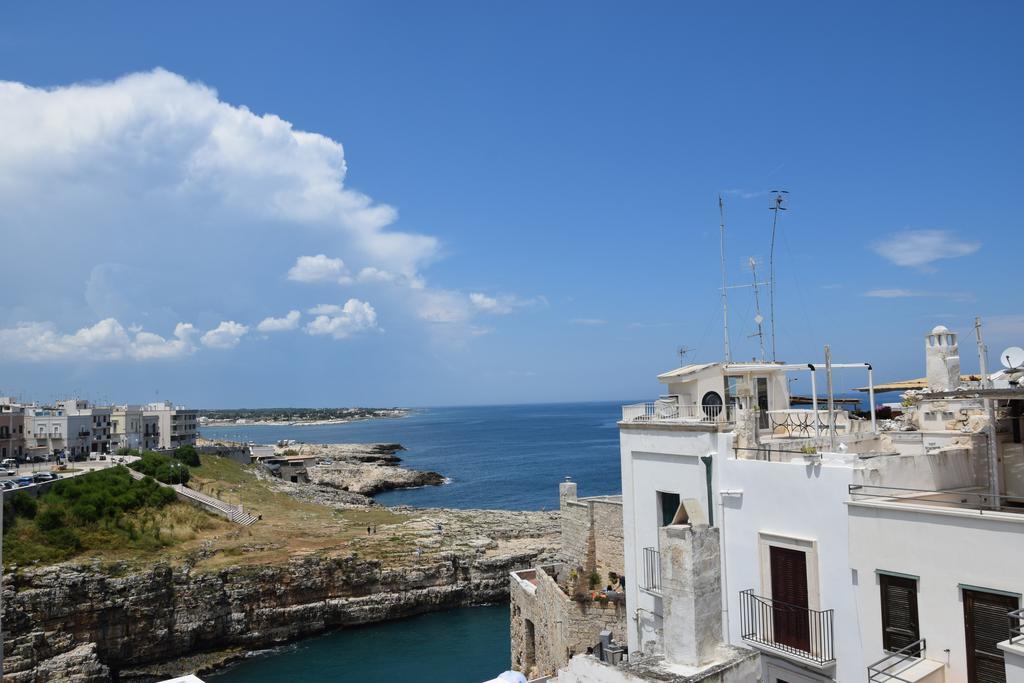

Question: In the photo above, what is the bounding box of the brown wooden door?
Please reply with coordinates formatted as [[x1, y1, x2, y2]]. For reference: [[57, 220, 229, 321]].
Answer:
[[770, 545, 810, 652], [963, 588, 1019, 683]]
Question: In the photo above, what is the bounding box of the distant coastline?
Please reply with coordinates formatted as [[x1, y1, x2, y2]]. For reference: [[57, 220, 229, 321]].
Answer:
[[199, 407, 410, 427]]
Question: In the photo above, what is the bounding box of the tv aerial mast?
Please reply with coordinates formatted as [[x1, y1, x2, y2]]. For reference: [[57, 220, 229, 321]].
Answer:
[[749, 257, 767, 362], [768, 190, 788, 362], [718, 195, 732, 363]]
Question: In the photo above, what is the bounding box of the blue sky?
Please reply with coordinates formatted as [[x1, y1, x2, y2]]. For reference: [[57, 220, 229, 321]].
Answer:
[[0, 1, 1021, 407]]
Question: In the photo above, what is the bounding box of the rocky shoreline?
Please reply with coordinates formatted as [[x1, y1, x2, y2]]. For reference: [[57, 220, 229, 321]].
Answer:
[[4, 499, 559, 682], [276, 442, 446, 499]]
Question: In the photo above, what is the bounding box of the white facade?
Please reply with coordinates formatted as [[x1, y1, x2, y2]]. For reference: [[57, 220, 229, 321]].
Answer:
[[144, 401, 198, 449], [614, 327, 1024, 683]]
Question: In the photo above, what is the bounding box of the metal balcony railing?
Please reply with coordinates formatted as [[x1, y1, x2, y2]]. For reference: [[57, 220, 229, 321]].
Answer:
[[867, 638, 927, 682], [739, 589, 835, 666], [622, 399, 734, 424], [1010, 607, 1024, 645], [640, 547, 661, 594]]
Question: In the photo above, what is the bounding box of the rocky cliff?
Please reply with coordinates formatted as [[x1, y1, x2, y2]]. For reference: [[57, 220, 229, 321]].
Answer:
[[3, 508, 559, 682]]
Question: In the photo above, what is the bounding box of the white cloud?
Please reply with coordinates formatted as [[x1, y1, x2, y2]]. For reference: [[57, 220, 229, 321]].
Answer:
[[0, 70, 439, 337], [570, 318, 608, 326], [308, 303, 343, 316], [257, 310, 300, 332], [356, 266, 425, 289], [871, 230, 980, 268], [469, 293, 511, 315], [416, 290, 472, 324], [0, 319, 198, 361], [864, 289, 973, 301], [864, 289, 928, 298], [201, 321, 249, 349], [305, 299, 379, 339], [287, 255, 353, 284], [469, 292, 545, 316]]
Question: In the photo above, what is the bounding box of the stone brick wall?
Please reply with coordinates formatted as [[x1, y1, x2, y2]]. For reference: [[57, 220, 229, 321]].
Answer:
[[558, 482, 623, 577], [510, 565, 627, 679], [560, 500, 592, 568], [590, 498, 624, 578]]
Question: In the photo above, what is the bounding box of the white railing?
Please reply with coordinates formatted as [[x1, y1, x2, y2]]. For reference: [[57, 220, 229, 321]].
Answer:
[[622, 399, 733, 424]]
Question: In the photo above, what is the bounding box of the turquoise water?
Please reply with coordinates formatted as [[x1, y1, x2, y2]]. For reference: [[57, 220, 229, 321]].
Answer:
[[205, 604, 511, 683], [200, 403, 624, 679], [200, 401, 625, 510]]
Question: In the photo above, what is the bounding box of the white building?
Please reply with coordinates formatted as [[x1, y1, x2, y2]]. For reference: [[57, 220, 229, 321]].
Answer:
[[57, 400, 113, 456], [548, 325, 1024, 683], [111, 405, 161, 451], [144, 401, 198, 450]]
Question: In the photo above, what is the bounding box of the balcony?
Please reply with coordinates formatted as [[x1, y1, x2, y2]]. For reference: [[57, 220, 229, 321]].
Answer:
[[867, 639, 945, 683], [739, 589, 835, 667], [621, 398, 734, 425], [640, 547, 661, 595]]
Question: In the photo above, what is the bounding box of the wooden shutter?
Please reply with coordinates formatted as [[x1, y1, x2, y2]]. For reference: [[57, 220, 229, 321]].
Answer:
[[880, 574, 919, 652], [770, 546, 810, 651], [964, 588, 1019, 683]]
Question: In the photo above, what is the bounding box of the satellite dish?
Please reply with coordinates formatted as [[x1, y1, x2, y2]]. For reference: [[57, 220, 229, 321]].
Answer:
[[1001, 346, 1024, 370]]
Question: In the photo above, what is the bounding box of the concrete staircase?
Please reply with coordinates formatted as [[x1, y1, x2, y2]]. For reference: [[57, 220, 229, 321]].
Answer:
[[127, 468, 259, 526]]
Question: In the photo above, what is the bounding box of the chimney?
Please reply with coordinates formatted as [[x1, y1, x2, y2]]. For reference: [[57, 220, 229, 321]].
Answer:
[[658, 500, 723, 667], [926, 325, 960, 391]]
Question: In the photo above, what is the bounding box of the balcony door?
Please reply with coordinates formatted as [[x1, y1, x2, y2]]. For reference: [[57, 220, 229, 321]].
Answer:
[[963, 588, 1018, 683], [770, 546, 810, 652]]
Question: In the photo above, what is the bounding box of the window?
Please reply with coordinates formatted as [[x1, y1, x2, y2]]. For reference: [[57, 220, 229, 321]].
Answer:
[[657, 491, 682, 526], [701, 391, 724, 419], [963, 588, 1018, 683], [880, 573, 919, 652]]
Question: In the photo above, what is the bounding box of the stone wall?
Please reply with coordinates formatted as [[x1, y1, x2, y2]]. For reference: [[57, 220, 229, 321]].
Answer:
[[510, 565, 627, 680], [558, 481, 623, 577], [590, 497, 624, 578]]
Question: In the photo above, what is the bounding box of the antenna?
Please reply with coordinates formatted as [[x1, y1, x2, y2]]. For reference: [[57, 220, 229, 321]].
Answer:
[[677, 346, 692, 367], [719, 195, 732, 362], [768, 190, 788, 362], [749, 257, 766, 362]]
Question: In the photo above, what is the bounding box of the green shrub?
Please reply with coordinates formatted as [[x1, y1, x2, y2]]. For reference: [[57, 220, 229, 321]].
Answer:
[[10, 492, 38, 519], [116, 447, 140, 456], [44, 527, 81, 552], [173, 445, 200, 467], [130, 452, 191, 484], [4, 465, 187, 565], [36, 507, 66, 532], [588, 569, 602, 590]]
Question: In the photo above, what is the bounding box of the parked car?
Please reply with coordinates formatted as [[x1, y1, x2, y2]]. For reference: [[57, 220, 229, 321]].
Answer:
[[32, 472, 57, 483], [4, 466, 15, 477], [16, 475, 34, 487], [1, 480, 15, 490]]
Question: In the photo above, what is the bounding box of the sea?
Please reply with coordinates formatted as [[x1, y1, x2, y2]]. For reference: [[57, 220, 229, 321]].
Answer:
[[200, 401, 625, 682]]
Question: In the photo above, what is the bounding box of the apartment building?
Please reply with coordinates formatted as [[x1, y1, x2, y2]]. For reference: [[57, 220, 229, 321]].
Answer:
[[144, 401, 198, 449], [0, 399, 25, 460], [111, 405, 161, 451]]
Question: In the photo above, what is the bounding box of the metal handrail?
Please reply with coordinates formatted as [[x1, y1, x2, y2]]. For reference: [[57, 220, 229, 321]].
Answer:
[[849, 483, 1024, 512], [867, 638, 927, 682], [1010, 607, 1024, 645], [641, 547, 661, 594], [738, 589, 835, 665], [622, 400, 734, 424]]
